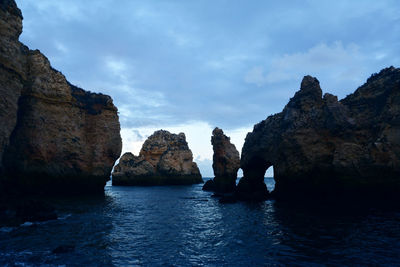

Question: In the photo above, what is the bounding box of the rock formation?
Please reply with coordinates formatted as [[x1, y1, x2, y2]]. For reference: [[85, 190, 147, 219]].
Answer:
[[0, 0, 122, 194], [238, 67, 400, 202], [112, 130, 203, 185], [202, 128, 240, 193]]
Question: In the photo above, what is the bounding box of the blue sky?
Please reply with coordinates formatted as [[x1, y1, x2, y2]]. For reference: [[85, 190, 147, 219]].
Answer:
[[17, 0, 399, 176]]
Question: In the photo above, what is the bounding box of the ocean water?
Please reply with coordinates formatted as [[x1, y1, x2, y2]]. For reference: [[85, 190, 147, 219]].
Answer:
[[1, 178, 400, 266]]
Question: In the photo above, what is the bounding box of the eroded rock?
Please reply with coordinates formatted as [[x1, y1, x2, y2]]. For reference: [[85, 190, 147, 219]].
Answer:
[[239, 67, 400, 202], [0, 0, 122, 194], [112, 130, 203, 185], [202, 128, 240, 193]]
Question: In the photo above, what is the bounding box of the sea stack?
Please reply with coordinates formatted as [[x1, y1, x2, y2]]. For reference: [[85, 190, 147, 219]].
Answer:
[[0, 0, 122, 194], [203, 128, 240, 193], [238, 67, 400, 202], [112, 130, 203, 186]]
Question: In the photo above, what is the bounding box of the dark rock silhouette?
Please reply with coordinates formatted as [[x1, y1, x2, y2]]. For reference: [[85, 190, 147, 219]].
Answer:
[[0, 0, 122, 194], [202, 180, 215, 191], [239, 67, 400, 202], [0, 198, 57, 226], [202, 128, 240, 193], [112, 130, 203, 186]]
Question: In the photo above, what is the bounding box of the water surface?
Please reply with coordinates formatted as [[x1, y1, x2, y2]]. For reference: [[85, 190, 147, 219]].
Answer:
[[1, 178, 400, 266]]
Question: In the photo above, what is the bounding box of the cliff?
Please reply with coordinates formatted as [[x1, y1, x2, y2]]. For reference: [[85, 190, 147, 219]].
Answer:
[[0, 0, 122, 194], [239, 67, 400, 202], [112, 130, 203, 186]]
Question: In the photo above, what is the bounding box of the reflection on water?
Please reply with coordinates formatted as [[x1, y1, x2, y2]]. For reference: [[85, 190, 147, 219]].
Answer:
[[1, 178, 400, 266]]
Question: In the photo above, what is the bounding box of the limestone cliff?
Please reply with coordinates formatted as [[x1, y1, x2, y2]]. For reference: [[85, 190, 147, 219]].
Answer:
[[112, 130, 203, 185], [0, 0, 122, 194], [239, 67, 400, 201], [203, 128, 240, 193]]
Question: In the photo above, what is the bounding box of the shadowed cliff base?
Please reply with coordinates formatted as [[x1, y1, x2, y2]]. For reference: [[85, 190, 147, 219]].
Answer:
[[0, 173, 108, 195], [112, 175, 203, 186], [238, 67, 400, 203]]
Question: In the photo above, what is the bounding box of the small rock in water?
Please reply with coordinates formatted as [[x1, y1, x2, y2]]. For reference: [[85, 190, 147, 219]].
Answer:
[[202, 180, 215, 191]]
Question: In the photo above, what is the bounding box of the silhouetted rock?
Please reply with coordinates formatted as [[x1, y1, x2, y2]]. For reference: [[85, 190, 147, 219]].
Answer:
[[209, 128, 240, 193], [236, 176, 270, 201], [239, 67, 400, 202], [202, 180, 215, 191], [0, 0, 122, 194], [0, 198, 57, 226], [202, 128, 240, 193], [112, 130, 203, 185]]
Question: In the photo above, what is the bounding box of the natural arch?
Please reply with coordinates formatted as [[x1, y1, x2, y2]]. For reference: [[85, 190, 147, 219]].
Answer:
[[236, 157, 271, 201]]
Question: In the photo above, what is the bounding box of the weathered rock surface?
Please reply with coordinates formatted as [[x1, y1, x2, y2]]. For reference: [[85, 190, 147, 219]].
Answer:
[[239, 67, 400, 202], [0, 0, 122, 194], [112, 130, 203, 185], [202, 128, 240, 193]]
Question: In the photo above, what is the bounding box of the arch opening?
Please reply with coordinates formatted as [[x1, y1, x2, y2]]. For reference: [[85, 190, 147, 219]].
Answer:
[[265, 166, 275, 191]]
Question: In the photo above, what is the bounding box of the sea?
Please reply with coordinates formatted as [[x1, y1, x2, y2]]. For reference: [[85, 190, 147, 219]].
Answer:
[[1, 177, 400, 266]]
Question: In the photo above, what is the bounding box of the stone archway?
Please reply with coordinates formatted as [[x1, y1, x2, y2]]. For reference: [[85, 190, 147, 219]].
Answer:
[[236, 157, 272, 201]]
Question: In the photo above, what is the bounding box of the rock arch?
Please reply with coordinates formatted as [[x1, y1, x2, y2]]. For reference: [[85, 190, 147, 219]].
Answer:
[[237, 69, 400, 202]]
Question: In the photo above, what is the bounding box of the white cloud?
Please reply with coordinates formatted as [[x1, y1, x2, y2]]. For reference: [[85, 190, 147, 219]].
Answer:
[[54, 41, 68, 54], [104, 56, 130, 81], [244, 42, 370, 96], [265, 42, 363, 82]]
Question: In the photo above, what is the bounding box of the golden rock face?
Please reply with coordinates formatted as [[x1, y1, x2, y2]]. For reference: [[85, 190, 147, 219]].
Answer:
[[112, 130, 203, 186], [0, 1, 122, 194]]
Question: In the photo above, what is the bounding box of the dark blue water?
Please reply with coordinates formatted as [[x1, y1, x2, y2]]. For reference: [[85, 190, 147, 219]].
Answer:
[[1, 178, 400, 266]]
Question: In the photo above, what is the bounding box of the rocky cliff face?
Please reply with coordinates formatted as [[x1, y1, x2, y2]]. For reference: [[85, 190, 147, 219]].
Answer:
[[112, 130, 202, 185], [203, 128, 240, 193], [0, 0, 122, 194], [239, 67, 400, 201]]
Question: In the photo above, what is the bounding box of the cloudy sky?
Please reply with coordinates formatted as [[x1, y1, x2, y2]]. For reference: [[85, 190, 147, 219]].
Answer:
[[17, 0, 399, 176]]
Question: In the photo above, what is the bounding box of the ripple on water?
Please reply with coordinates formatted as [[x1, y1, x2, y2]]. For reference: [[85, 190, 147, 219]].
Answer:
[[0, 178, 400, 266]]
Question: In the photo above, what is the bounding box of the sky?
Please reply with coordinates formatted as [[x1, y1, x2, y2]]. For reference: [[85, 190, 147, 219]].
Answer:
[[17, 0, 399, 177]]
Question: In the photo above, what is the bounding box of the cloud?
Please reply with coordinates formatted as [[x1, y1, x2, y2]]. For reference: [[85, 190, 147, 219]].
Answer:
[[243, 41, 396, 99], [31, 1, 85, 21], [244, 66, 266, 87], [265, 42, 364, 83], [105, 57, 127, 77], [17, 0, 400, 166], [245, 42, 366, 85]]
